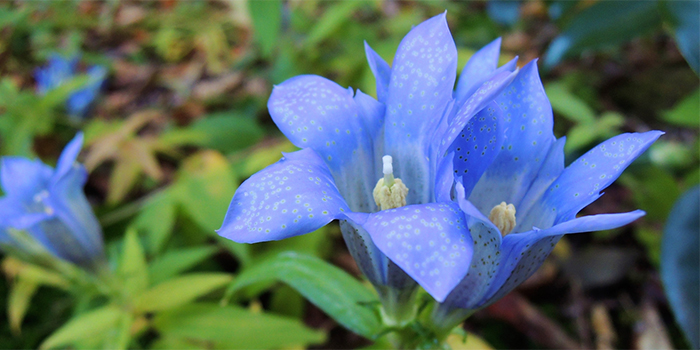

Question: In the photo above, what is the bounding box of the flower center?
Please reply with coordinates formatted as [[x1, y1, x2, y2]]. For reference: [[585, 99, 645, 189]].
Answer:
[[489, 202, 516, 236], [373, 155, 409, 211]]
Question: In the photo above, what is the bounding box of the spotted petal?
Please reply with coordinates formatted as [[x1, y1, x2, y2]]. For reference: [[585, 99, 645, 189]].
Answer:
[[268, 75, 377, 212], [218, 148, 349, 243], [384, 13, 457, 205], [542, 131, 663, 225], [348, 202, 472, 302], [468, 61, 556, 215], [450, 102, 504, 198], [364, 42, 391, 103], [439, 69, 517, 156], [479, 210, 645, 307]]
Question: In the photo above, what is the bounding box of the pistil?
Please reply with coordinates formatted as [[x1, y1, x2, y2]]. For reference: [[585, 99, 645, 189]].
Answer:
[[373, 155, 409, 210], [489, 202, 516, 236]]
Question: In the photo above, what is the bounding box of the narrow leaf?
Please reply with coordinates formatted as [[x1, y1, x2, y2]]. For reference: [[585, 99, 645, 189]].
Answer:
[[227, 251, 381, 339], [119, 228, 148, 297], [39, 305, 122, 350], [153, 303, 325, 349], [148, 246, 218, 285], [134, 273, 232, 313]]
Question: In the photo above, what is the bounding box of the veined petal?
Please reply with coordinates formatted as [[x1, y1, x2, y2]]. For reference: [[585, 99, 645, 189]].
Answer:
[[384, 13, 457, 205], [454, 38, 501, 102], [543, 131, 663, 225], [217, 148, 350, 243], [468, 61, 556, 215], [478, 210, 645, 307], [364, 42, 391, 103], [268, 75, 377, 212], [0, 157, 52, 198], [351, 202, 472, 302], [450, 102, 504, 198]]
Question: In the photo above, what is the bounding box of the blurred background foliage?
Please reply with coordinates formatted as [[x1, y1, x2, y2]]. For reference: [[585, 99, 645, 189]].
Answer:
[[0, 0, 697, 349]]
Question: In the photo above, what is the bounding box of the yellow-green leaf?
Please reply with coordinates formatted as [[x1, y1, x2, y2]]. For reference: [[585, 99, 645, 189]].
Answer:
[[134, 273, 232, 313], [39, 305, 122, 350]]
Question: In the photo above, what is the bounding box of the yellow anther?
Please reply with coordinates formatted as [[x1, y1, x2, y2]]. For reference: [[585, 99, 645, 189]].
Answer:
[[489, 202, 516, 236], [373, 155, 409, 210]]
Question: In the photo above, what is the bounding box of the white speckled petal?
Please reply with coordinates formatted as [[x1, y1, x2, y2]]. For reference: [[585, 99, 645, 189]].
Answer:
[[468, 61, 556, 215], [364, 42, 391, 103], [217, 148, 350, 243], [450, 102, 504, 198], [356, 202, 472, 302], [454, 38, 501, 102], [478, 210, 645, 307], [542, 131, 663, 224], [268, 75, 377, 212], [384, 13, 457, 205]]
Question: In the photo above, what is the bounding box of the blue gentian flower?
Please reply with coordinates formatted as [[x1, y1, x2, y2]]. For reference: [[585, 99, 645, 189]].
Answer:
[[0, 133, 105, 268], [35, 54, 107, 118], [217, 13, 660, 320]]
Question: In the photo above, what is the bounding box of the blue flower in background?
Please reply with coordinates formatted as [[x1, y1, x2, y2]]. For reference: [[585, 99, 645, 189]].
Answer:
[[0, 133, 105, 268], [35, 54, 107, 118], [217, 12, 660, 315]]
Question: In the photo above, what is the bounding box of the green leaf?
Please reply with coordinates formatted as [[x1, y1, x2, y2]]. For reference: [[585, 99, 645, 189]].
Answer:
[[133, 191, 177, 254], [119, 228, 148, 297], [172, 150, 237, 233], [545, 82, 596, 124], [649, 140, 695, 171], [544, 1, 661, 68], [153, 303, 325, 349], [227, 251, 381, 339], [248, 0, 282, 57], [8, 277, 39, 334], [160, 112, 264, 153], [134, 273, 232, 313], [39, 305, 122, 350], [100, 312, 133, 350], [664, 1, 700, 74], [662, 88, 699, 128], [148, 246, 218, 285], [661, 186, 700, 348], [620, 166, 681, 222], [305, 1, 366, 48]]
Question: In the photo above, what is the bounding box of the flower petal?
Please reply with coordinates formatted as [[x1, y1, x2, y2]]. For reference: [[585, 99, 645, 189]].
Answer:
[[479, 210, 645, 307], [268, 75, 377, 212], [47, 162, 104, 262], [439, 69, 517, 156], [454, 38, 501, 102], [0, 157, 53, 198], [339, 217, 390, 286], [54, 132, 85, 182], [516, 137, 566, 232], [384, 13, 457, 205], [543, 131, 663, 224], [354, 89, 385, 142], [364, 42, 391, 103], [217, 148, 350, 243], [468, 61, 556, 215], [352, 202, 472, 302], [450, 102, 504, 198], [441, 183, 503, 309]]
